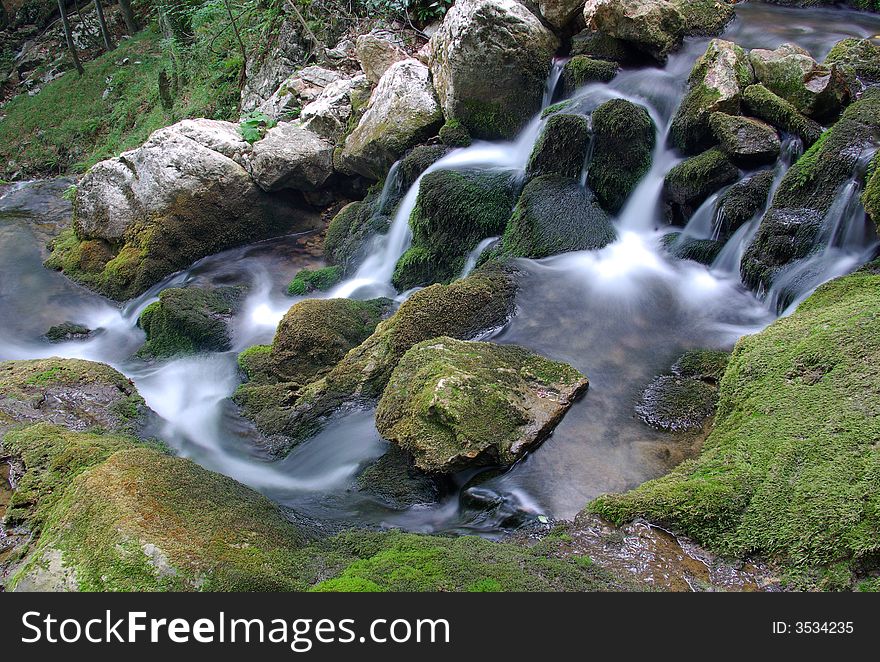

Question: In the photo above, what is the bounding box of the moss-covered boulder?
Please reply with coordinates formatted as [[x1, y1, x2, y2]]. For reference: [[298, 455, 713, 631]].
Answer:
[[44, 322, 91, 343], [527, 113, 592, 180], [588, 98, 656, 214], [715, 170, 775, 239], [662, 233, 724, 265], [560, 56, 619, 96], [397, 144, 451, 192], [741, 90, 880, 292], [709, 112, 781, 167], [439, 119, 473, 147], [570, 29, 641, 64], [0, 358, 148, 435], [669, 0, 735, 35], [864, 154, 880, 230], [582, 0, 686, 63], [590, 269, 880, 589], [502, 175, 616, 258], [749, 43, 849, 122], [663, 148, 739, 225], [323, 196, 391, 275], [376, 337, 589, 473], [669, 39, 754, 155], [286, 266, 343, 296], [392, 169, 520, 290], [137, 287, 244, 358], [741, 84, 823, 149], [824, 38, 880, 95]]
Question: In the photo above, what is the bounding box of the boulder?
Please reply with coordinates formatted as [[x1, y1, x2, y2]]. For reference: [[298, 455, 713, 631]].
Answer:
[[527, 113, 592, 180], [299, 74, 371, 142], [44, 322, 92, 343], [439, 119, 473, 147], [709, 112, 781, 167], [356, 32, 408, 84], [669, 0, 735, 36], [376, 337, 589, 472], [502, 175, 616, 258], [749, 43, 849, 122], [560, 56, 619, 96], [582, 0, 685, 62], [323, 196, 391, 275], [428, 0, 559, 139], [570, 29, 640, 64], [824, 38, 880, 95], [742, 84, 823, 148], [356, 446, 442, 509], [589, 98, 656, 213], [664, 148, 739, 225], [669, 39, 754, 155], [715, 169, 775, 239], [539, 0, 587, 30], [339, 59, 443, 180], [286, 266, 343, 296], [250, 122, 334, 192], [258, 66, 343, 122]]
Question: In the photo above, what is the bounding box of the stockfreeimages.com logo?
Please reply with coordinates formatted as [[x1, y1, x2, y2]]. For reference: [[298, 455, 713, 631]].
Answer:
[[21, 611, 451, 651]]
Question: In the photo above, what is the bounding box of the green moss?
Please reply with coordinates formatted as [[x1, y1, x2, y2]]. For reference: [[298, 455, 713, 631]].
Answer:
[[715, 170, 775, 239], [561, 56, 619, 95], [459, 98, 519, 141], [570, 30, 637, 64], [286, 266, 343, 296], [540, 100, 574, 119], [44, 322, 91, 342], [861, 153, 880, 230], [673, 350, 730, 382], [662, 233, 724, 265], [438, 119, 472, 147], [671, 0, 736, 35], [825, 38, 880, 91], [589, 270, 880, 589], [742, 84, 823, 148], [323, 196, 391, 275], [527, 114, 592, 180], [236, 345, 273, 381], [663, 148, 739, 225], [588, 99, 656, 214]]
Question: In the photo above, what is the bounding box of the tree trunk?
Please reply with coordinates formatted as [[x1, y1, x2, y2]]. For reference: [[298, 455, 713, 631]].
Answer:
[[95, 0, 114, 51], [118, 0, 139, 34], [57, 0, 85, 76]]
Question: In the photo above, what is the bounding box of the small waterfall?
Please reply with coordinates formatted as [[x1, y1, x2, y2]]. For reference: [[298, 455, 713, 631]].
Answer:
[[459, 236, 500, 279], [543, 58, 566, 108]]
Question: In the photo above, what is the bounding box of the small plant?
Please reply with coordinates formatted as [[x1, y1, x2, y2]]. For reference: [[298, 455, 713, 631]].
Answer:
[[62, 185, 78, 202], [238, 110, 276, 143]]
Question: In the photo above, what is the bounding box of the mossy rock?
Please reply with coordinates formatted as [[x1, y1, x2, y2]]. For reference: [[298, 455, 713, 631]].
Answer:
[[588, 98, 656, 214], [742, 90, 880, 292], [527, 113, 592, 180], [662, 233, 724, 266], [323, 196, 391, 275], [715, 170, 775, 239], [672, 349, 730, 383], [824, 38, 880, 94], [44, 322, 91, 343], [356, 445, 443, 509], [502, 175, 616, 259], [570, 29, 642, 65], [742, 84, 823, 149], [709, 112, 781, 167], [397, 144, 451, 193], [636, 375, 719, 432], [137, 286, 244, 358], [375, 337, 589, 473], [663, 148, 739, 225], [560, 56, 619, 96], [670, 0, 736, 36], [589, 269, 880, 590], [439, 119, 472, 148], [286, 266, 343, 296], [863, 154, 880, 230], [392, 169, 520, 290]]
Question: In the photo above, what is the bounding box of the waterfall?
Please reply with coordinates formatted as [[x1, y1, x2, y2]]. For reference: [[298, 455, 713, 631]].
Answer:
[[459, 236, 500, 279]]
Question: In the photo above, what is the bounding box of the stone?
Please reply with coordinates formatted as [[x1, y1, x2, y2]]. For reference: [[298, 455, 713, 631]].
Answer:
[[741, 84, 823, 148], [582, 0, 685, 62], [376, 337, 589, 472], [709, 112, 781, 167], [250, 122, 334, 192], [539, 0, 587, 30], [44, 322, 91, 343], [356, 32, 407, 84], [527, 113, 592, 180], [257, 66, 343, 122], [560, 56, 620, 96], [824, 38, 880, 95], [664, 148, 739, 225], [240, 19, 307, 113], [299, 74, 371, 142], [715, 170, 775, 239]]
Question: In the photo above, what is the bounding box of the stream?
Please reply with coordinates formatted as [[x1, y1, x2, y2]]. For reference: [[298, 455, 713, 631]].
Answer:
[[1, 3, 879, 536]]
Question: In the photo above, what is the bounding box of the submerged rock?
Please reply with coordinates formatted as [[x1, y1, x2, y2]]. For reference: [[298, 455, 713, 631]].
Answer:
[[503, 175, 616, 258], [663, 148, 739, 225], [741, 84, 823, 149], [662, 233, 724, 266], [588, 98, 656, 214], [714, 169, 775, 239], [44, 322, 92, 343], [376, 337, 589, 473], [709, 112, 781, 167], [428, 0, 559, 139], [582, 0, 686, 63], [669, 39, 754, 155], [527, 113, 592, 180]]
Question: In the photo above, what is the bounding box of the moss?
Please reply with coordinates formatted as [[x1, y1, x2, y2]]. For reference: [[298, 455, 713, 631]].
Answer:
[[561, 56, 619, 96], [636, 375, 719, 432], [527, 114, 592, 180], [709, 112, 781, 167], [236, 345, 273, 381], [438, 119, 472, 148], [397, 145, 451, 193], [286, 266, 343, 296], [589, 270, 880, 589], [323, 196, 391, 275], [355, 445, 441, 509], [862, 153, 880, 230], [589, 99, 656, 214], [825, 38, 880, 93], [673, 349, 730, 383], [44, 322, 91, 343], [670, 0, 735, 35], [391, 169, 520, 290], [502, 175, 616, 258], [459, 98, 520, 141], [138, 287, 243, 358], [742, 84, 824, 148], [662, 233, 724, 265], [663, 148, 739, 225], [715, 170, 775, 239]]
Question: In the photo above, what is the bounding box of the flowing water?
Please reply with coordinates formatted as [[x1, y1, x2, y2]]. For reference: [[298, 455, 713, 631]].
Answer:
[[1, 4, 879, 534]]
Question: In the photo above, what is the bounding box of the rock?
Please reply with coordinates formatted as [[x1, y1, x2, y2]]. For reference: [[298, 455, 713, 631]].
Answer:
[[260, 265, 518, 454], [502, 175, 616, 258], [250, 122, 334, 192], [560, 56, 619, 96], [669, 39, 754, 155], [669, 0, 735, 35], [356, 32, 408, 84], [324, 37, 356, 63], [137, 287, 243, 358], [864, 155, 880, 230], [257, 66, 343, 122], [589, 98, 656, 213], [570, 29, 640, 64], [539, 0, 587, 30], [715, 170, 775, 239], [824, 38, 880, 95], [241, 19, 307, 113], [749, 43, 849, 122], [44, 322, 91, 343], [527, 113, 592, 180], [324, 197, 391, 275], [299, 74, 371, 142], [0, 358, 148, 435], [439, 119, 472, 147], [46, 120, 319, 300], [662, 233, 724, 265], [392, 169, 520, 290], [428, 0, 559, 139], [286, 266, 343, 296], [709, 112, 781, 167], [339, 59, 443, 180], [356, 445, 442, 509], [397, 145, 452, 192], [636, 374, 718, 431], [664, 148, 739, 225], [582, 0, 685, 63], [376, 337, 588, 473], [673, 348, 729, 382], [741, 91, 880, 293], [742, 84, 823, 148]]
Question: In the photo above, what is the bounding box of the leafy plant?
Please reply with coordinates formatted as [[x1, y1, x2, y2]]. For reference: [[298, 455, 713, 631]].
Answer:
[[239, 110, 276, 143]]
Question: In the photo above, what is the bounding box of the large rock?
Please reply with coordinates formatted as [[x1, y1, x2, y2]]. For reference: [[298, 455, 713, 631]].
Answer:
[[669, 39, 754, 155], [824, 38, 880, 95], [250, 122, 334, 192], [257, 66, 343, 122], [709, 112, 780, 167], [749, 43, 849, 122], [582, 0, 685, 62], [299, 74, 371, 142], [560, 56, 620, 96], [527, 113, 592, 180], [669, 0, 735, 36], [663, 148, 739, 225], [741, 90, 880, 293], [539, 0, 586, 30], [356, 32, 408, 84], [339, 59, 443, 180], [428, 0, 559, 140], [376, 337, 588, 473], [742, 84, 823, 148], [46, 120, 319, 300], [714, 170, 775, 240]]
